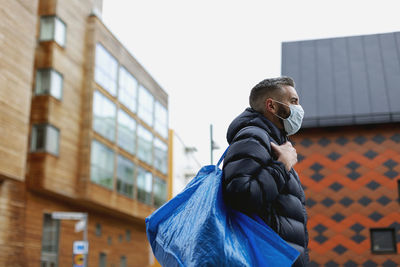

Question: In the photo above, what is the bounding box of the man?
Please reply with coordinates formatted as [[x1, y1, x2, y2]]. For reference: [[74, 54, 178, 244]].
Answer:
[[222, 77, 309, 266]]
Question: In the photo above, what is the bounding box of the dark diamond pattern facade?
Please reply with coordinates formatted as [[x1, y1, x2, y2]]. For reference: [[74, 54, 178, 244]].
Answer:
[[291, 126, 400, 265]]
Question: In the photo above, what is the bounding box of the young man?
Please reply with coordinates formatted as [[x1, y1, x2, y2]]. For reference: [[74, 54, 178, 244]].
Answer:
[[222, 77, 309, 266]]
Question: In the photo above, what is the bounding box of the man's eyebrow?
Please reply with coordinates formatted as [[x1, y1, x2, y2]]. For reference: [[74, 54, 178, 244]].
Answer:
[[290, 97, 299, 101]]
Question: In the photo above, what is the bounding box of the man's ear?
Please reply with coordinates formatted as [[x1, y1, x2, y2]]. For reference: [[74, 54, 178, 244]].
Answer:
[[265, 98, 276, 113]]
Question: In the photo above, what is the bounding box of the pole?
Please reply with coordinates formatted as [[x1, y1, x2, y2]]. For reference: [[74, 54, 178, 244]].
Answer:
[[210, 124, 213, 165]]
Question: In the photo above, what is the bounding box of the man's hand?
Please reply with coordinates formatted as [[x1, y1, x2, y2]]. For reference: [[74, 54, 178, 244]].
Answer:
[[270, 141, 298, 172]]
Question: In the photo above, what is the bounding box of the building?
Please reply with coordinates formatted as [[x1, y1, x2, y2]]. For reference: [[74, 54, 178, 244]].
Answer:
[[282, 32, 400, 266], [1, 0, 169, 266]]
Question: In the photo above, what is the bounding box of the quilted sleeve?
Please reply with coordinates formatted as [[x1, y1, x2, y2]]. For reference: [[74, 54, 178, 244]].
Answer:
[[222, 129, 289, 215]]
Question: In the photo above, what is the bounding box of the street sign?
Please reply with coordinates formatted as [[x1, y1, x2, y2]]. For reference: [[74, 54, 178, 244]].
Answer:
[[52, 212, 86, 220], [75, 220, 86, 233], [73, 254, 85, 267], [73, 241, 89, 254]]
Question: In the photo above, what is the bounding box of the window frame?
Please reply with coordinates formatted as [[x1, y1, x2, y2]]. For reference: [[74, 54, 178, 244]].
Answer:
[[30, 124, 60, 156], [117, 109, 136, 155], [92, 90, 117, 142], [90, 139, 115, 189], [40, 213, 60, 267], [116, 155, 135, 198], [154, 101, 168, 139], [39, 15, 67, 47], [370, 228, 397, 254], [118, 66, 138, 113], [137, 85, 154, 127], [35, 68, 64, 100], [94, 43, 118, 96]]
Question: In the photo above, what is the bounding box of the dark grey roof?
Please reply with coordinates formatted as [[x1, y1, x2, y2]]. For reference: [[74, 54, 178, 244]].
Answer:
[[281, 32, 400, 128]]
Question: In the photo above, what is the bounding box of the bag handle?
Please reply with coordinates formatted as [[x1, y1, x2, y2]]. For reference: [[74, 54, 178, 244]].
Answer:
[[216, 146, 229, 169]]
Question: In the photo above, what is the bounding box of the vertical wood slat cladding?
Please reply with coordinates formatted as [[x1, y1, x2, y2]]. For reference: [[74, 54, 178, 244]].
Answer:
[[0, 0, 38, 181], [24, 191, 150, 267], [0, 180, 26, 267]]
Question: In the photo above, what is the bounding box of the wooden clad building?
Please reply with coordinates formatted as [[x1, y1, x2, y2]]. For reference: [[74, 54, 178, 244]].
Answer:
[[1, 0, 169, 266]]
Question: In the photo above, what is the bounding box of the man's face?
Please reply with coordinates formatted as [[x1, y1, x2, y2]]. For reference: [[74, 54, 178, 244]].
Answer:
[[275, 85, 299, 119]]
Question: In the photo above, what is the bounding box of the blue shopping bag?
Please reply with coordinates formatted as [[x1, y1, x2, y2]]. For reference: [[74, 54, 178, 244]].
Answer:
[[145, 148, 299, 267]]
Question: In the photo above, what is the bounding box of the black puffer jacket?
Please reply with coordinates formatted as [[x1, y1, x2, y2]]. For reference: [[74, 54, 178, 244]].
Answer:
[[222, 108, 309, 266]]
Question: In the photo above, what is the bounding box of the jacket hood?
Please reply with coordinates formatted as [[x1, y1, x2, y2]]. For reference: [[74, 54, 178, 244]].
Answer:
[[226, 108, 287, 144]]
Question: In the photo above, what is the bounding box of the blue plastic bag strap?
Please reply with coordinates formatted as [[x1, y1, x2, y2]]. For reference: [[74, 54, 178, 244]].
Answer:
[[216, 146, 229, 169]]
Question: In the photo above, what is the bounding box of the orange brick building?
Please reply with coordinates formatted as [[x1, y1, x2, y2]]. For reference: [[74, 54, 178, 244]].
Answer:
[[283, 33, 400, 266]]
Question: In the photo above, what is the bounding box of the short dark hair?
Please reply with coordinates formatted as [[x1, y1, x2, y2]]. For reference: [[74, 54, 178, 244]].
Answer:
[[249, 76, 295, 113]]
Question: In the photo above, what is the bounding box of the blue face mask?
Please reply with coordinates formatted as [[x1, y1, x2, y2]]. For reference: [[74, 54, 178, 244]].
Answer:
[[272, 100, 305, 136]]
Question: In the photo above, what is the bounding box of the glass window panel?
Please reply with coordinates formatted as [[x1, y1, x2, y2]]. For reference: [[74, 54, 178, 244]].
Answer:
[[36, 69, 51, 95], [137, 125, 153, 165], [117, 110, 136, 154], [95, 223, 102, 237], [118, 67, 138, 112], [39, 17, 54, 41], [117, 155, 135, 198], [46, 126, 60, 155], [93, 91, 116, 142], [120, 256, 127, 267], [54, 18, 66, 46], [39, 16, 66, 47], [137, 167, 152, 204], [50, 70, 63, 99], [155, 101, 168, 139], [154, 138, 168, 174], [31, 125, 59, 156], [95, 43, 118, 96], [138, 86, 154, 126], [371, 229, 396, 253], [90, 140, 115, 189], [31, 125, 46, 151], [153, 177, 167, 207], [99, 253, 107, 267], [40, 214, 59, 267], [125, 230, 131, 241], [35, 69, 63, 99]]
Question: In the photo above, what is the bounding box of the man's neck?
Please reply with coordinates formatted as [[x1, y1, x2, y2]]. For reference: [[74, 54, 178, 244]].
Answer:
[[263, 111, 284, 130]]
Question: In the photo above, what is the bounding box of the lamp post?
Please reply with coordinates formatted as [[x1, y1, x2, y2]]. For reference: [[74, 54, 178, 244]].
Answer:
[[210, 124, 220, 165]]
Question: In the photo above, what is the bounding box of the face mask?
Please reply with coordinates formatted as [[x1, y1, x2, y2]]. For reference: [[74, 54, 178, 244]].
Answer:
[[272, 100, 304, 136]]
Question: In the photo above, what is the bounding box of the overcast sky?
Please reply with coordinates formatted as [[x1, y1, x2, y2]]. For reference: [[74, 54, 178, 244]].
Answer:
[[102, 0, 400, 165]]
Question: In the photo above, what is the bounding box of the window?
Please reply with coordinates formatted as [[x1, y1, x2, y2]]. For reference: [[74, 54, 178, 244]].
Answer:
[[153, 177, 167, 207], [155, 101, 168, 139], [120, 256, 127, 267], [35, 69, 63, 100], [138, 85, 154, 126], [99, 253, 107, 267], [398, 180, 400, 203], [137, 125, 153, 165], [95, 223, 102, 237], [117, 155, 135, 198], [154, 138, 168, 174], [41, 214, 60, 267], [107, 236, 112, 245], [93, 91, 116, 142], [31, 124, 60, 156], [117, 110, 136, 154], [95, 43, 118, 96], [137, 167, 153, 205], [125, 229, 131, 241], [118, 67, 138, 112], [39, 16, 66, 47], [370, 228, 397, 253], [90, 140, 115, 189]]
